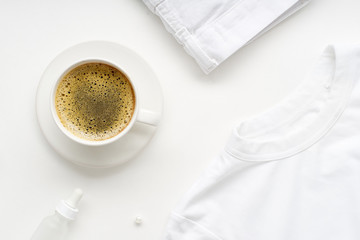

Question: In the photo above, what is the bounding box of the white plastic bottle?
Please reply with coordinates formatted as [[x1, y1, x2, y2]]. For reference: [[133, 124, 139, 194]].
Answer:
[[31, 189, 83, 240]]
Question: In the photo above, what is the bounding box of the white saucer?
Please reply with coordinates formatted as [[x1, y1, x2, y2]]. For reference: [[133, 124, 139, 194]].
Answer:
[[36, 41, 163, 168]]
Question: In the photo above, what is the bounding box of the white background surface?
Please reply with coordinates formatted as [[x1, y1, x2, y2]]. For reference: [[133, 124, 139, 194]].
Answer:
[[1, 0, 360, 239]]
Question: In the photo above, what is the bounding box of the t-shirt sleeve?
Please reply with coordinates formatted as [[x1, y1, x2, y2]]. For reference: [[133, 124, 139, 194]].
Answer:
[[164, 212, 222, 240]]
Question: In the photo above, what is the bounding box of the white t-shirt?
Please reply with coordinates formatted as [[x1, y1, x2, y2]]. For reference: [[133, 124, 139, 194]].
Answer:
[[143, 0, 310, 74], [163, 45, 360, 240]]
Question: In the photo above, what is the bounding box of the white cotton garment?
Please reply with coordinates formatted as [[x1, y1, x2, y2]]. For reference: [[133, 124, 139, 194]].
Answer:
[[142, 0, 310, 74], [163, 45, 360, 240]]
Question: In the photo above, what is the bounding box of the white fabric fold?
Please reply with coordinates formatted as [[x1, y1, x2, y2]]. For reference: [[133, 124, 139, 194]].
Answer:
[[143, 0, 310, 73]]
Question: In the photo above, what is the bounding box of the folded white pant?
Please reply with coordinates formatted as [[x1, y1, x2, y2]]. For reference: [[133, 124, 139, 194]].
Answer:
[[143, 0, 310, 74]]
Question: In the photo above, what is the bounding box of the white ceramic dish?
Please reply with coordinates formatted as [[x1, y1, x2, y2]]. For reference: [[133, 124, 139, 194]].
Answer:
[[36, 41, 163, 168]]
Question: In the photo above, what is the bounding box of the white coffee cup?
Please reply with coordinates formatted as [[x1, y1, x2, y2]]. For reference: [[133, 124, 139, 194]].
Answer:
[[50, 59, 160, 146]]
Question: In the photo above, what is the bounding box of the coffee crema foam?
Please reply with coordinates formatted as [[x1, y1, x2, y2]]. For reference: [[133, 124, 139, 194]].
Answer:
[[55, 62, 135, 141]]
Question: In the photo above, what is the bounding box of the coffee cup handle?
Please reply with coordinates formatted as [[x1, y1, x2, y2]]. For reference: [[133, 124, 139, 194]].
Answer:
[[137, 109, 161, 126]]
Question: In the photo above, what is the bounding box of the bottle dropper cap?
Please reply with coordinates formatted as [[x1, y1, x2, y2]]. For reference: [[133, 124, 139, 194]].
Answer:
[[56, 188, 83, 220]]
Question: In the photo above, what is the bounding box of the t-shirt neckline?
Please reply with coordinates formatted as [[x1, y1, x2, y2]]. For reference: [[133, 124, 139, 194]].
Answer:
[[225, 45, 356, 162]]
